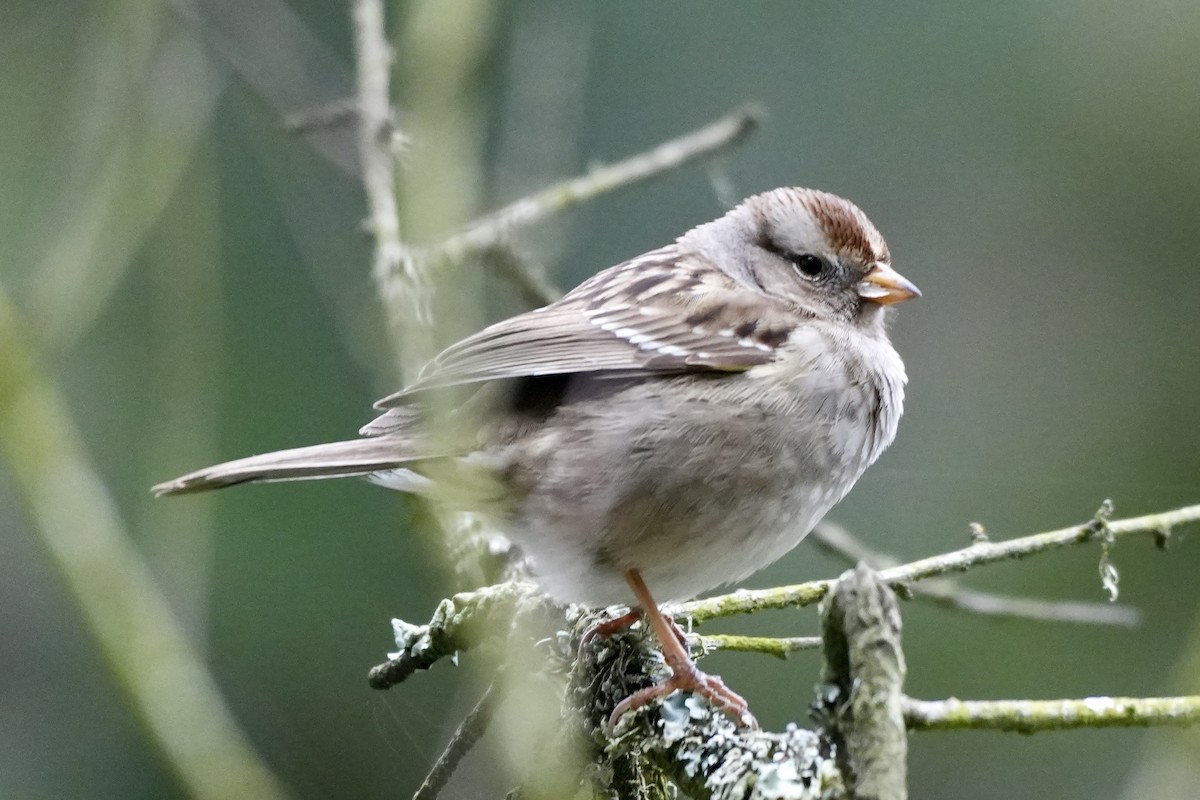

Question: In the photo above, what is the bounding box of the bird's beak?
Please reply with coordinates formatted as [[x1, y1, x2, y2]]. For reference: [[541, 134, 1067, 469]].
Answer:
[[856, 262, 921, 305]]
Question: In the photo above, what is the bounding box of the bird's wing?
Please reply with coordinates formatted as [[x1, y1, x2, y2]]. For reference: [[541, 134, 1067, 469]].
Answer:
[[375, 247, 802, 407]]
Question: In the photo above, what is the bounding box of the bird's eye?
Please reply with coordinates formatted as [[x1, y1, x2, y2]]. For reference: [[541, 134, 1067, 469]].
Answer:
[[790, 254, 828, 279]]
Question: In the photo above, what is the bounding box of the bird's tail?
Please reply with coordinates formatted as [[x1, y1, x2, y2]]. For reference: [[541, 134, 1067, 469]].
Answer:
[[152, 438, 417, 496]]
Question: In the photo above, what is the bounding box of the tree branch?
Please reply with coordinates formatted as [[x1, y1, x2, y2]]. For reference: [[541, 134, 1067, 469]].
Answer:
[[902, 695, 1200, 733], [477, 241, 562, 307], [434, 105, 763, 265], [695, 634, 822, 659], [368, 582, 544, 690], [0, 287, 289, 800], [681, 502, 1200, 623], [810, 521, 1140, 627], [351, 0, 428, 365], [413, 683, 498, 800], [821, 564, 907, 800]]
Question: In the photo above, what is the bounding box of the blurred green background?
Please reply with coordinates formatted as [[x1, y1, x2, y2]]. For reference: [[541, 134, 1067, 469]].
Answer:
[[2, 1, 1199, 798]]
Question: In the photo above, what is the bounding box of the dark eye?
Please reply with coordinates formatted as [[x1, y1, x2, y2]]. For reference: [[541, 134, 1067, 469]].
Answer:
[[789, 253, 829, 279]]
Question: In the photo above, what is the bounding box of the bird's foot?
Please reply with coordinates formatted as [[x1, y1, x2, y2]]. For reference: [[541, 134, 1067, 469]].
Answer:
[[594, 571, 757, 733], [607, 648, 758, 733]]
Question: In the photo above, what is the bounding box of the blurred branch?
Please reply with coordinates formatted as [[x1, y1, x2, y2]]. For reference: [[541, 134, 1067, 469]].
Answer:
[[810, 521, 1140, 627], [902, 695, 1200, 733], [682, 501, 1200, 623], [413, 683, 498, 800], [283, 97, 360, 133], [914, 584, 1139, 625], [434, 104, 763, 265], [395, 105, 764, 312], [171, 0, 359, 172], [0, 286, 290, 800], [477, 242, 562, 306], [352, 0, 428, 366], [29, 4, 226, 350]]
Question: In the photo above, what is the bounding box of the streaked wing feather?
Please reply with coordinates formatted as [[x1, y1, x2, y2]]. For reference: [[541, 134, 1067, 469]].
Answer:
[[376, 246, 802, 407]]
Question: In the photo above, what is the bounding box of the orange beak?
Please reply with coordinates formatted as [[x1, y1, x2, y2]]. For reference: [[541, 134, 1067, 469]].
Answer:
[[856, 262, 921, 305]]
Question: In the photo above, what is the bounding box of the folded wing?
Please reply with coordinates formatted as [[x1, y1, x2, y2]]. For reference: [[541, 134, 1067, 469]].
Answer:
[[375, 247, 799, 407]]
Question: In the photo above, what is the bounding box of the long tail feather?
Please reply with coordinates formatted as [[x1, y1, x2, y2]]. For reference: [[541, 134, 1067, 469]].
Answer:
[[152, 438, 416, 496]]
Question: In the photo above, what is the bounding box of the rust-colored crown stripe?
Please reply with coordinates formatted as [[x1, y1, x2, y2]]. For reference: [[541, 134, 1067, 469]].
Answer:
[[800, 190, 891, 267]]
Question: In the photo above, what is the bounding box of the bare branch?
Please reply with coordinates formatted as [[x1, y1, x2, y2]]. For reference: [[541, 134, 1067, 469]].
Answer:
[[478, 242, 562, 306], [434, 105, 763, 264], [915, 584, 1139, 626], [902, 695, 1200, 733], [283, 97, 359, 133], [680, 581, 835, 624], [368, 503, 1196, 688], [681, 502, 1200, 623], [413, 683, 498, 800], [811, 521, 1140, 627], [880, 500, 1194, 584], [351, 0, 428, 361]]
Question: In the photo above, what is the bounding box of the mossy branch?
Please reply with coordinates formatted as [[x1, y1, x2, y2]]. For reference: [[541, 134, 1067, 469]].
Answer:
[[367, 581, 545, 689], [680, 501, 1200, 623], [902, 695, 1200, 733]]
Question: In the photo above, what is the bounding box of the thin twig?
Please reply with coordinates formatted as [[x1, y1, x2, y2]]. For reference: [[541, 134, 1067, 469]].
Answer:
[[352, 0, 428, 358], [915, 583, 1139, 625], [681, 503, 1200, 623], [884, 501, 1196, 583], [695, 634, 822, 659], [435, 105, 763, 264], [283, 97, 359, 133], [808, 520, 887, 564], [368, 582, 543, 690], [479, 242, 562, 306], [413, 683, 498, 800], [811, 521, 1140, 626], [902, 695, 1200, 733]]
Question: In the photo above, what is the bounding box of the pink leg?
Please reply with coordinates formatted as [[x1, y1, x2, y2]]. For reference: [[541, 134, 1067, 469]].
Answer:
[[605, 569, 758, 731], [580, 609, 643, 645]]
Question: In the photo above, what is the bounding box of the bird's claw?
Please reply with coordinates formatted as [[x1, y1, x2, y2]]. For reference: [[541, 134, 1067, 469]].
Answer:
[[606, 651, 758, 733]]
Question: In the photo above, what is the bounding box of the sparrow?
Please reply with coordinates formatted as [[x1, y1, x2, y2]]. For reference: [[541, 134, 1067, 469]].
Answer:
[[154, 186, 920, 726]]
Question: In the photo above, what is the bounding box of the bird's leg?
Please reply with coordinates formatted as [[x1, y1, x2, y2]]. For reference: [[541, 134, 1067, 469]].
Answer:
[[607, 568, 757, 731], [580, 609, 687, 648], [580, 609, 644, 645], [576, 595, 689, 690]]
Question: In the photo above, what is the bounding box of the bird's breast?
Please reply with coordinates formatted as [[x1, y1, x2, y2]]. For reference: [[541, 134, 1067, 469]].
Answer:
[[501, 332, 906, 606]]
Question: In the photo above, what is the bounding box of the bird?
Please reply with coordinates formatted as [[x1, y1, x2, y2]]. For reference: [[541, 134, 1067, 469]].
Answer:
[[154, 186, 920, 727]]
